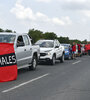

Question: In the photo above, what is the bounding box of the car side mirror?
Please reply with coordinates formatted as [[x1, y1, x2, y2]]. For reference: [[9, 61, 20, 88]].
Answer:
[[17, 42, 24, 47], [55, 46, 59, 48]]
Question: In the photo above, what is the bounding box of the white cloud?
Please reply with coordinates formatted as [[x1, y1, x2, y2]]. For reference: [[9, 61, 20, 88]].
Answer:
[[11, 1, 35, 20], [81, 18, 87, 23], [52, 18, 65, 25], [66, 0, 87, 3], [52, 16, 72, 26], [36, 12, 72, 25], [82, 10, 90, 17], [36, 0, 51, 3], [37, 0, 88, 3], [57, 0, 88, 3], [62, 16, 72, 25], [58, 0, 90, 11], [16, 0, 23, 4], [10, 0, 72, 26], [0, 18, 5, 27], [36, 12, 50, 22]]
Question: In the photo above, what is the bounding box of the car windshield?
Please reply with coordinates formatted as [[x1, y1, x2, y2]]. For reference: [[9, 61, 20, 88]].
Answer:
[[64, 45, 69, 49], [62, 45, 69, 49], [0, 34, 16, 43], [36, 41, 54, 48]]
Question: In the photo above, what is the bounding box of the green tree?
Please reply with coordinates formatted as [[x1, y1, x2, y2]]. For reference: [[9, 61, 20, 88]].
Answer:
[[43, 32, 57, 40], [5, 29, 13, 33], [27, 28, 88, 44], [58, 36, 70, 44], [82, 39, 87, 44], [28, 29, 43, 43], [69, 39, 81, 44], [0, 28, 4, 32]]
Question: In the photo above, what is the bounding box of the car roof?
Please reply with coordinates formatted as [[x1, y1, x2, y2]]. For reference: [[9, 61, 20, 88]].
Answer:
[[37, 39, 55, 42], [61, 44, 70, 46], [0, 32, 28, 36]]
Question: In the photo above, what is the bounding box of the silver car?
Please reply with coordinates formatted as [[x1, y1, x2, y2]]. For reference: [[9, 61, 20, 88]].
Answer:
[[0, 33, 40, 70]]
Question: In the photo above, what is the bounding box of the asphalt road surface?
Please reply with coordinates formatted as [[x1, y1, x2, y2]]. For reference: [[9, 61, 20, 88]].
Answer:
[[0, 55, 90, 100]]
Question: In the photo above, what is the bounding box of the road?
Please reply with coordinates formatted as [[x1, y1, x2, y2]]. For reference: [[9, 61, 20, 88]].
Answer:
[[0, 55, 90, 100]]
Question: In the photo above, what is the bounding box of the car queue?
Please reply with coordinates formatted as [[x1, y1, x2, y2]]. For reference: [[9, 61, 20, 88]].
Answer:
[[0, 33, 89, 71]]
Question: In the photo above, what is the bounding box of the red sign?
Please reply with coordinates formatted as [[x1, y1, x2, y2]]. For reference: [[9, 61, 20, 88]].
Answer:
[[0, 43, 17, 82]]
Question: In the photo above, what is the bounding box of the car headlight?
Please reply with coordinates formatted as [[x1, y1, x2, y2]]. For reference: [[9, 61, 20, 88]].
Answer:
[[46, 52, 51, 56], [45, 50, 52, 56]]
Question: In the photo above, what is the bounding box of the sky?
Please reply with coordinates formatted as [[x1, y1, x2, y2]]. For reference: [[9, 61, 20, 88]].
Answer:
[[0, 0, 90, 41]]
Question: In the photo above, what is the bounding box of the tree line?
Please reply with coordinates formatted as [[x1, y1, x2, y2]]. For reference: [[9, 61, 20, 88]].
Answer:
[[28, 29, 88, 44], [0, 28, 88, 44], [0, 28, 16, 33]]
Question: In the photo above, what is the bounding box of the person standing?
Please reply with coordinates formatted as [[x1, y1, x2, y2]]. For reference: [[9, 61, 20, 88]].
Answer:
[[72, 42, 76, 59], [69, 45, 72, 58], [77, 43, 82, 57]]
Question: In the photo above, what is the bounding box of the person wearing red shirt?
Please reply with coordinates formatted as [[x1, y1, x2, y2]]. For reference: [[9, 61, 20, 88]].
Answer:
[[77, 43, 82, 57], [72, 42, 76, 59]]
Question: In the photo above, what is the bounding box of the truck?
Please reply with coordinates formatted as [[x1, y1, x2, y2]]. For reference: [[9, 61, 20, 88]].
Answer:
[[35, 39, 65, 65], [0, 33, 40, 70]]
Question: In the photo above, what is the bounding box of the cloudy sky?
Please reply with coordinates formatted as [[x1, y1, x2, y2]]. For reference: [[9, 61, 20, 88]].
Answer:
[[0, 0, 90, 40]]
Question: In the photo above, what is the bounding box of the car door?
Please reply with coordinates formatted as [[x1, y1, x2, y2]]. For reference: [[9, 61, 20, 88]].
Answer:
[[15, 35, 26, 67], [59, 43, 63, 57], [23, 35, 32, 64], [55, 40, 61, 58]]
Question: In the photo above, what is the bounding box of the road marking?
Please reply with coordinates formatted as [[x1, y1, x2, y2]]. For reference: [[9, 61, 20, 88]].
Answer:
[[2, 73, 50, 93], [72, 60, 81, 65]]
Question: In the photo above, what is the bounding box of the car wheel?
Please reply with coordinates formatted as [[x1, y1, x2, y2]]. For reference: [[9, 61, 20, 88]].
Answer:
[[60, 54, 64, 63], [29, 56, 37, 70], [51, 55, 56, 65]]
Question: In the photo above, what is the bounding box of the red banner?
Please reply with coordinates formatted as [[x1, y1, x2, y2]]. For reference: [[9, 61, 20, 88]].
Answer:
[[0, 43, 17, 82]]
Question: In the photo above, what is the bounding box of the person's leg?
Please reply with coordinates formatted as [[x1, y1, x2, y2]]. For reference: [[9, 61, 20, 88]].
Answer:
[[78, 51, 80, 57], [79, 50, 81, 57], [74, 52, 76, 59], [72, 52, 74, 59], [80, 51, 81, 57], [78, 50, 81, 57], [72, 52, 75, 59], [78, 52, 80, 57]]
